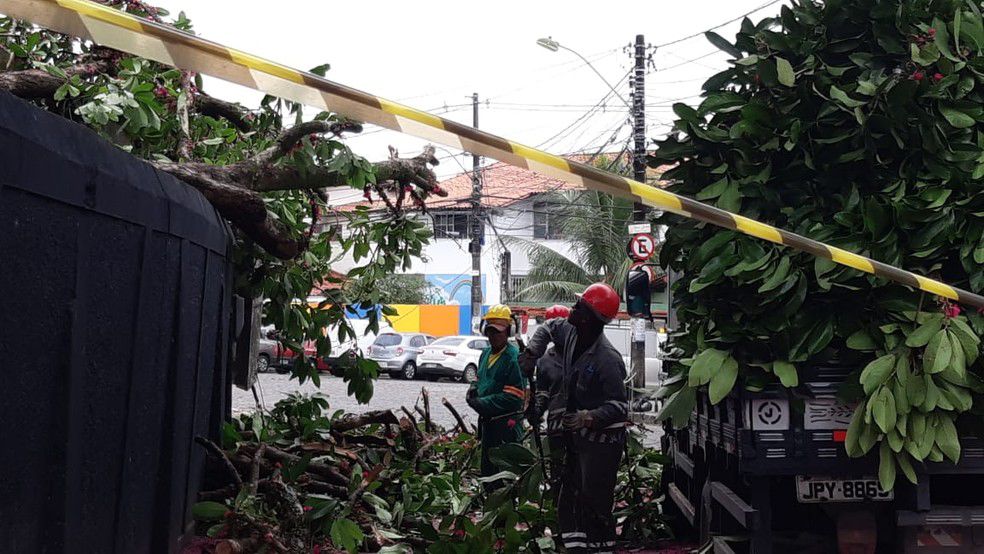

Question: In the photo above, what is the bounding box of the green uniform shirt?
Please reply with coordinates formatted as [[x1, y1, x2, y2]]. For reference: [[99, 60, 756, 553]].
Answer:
[[471, 342, 527, 477]]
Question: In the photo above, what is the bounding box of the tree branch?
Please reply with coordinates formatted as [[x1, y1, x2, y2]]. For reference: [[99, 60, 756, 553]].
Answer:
[[0, 60, 112, 98], [196, 92, 252, 131], [177, 71, 195, 160], [195, 436, 243, 489], [252, 119, 363, 166]]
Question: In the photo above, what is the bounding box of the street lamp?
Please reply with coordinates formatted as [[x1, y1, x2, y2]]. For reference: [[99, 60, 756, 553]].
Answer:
[[535, 36, 631, 108]]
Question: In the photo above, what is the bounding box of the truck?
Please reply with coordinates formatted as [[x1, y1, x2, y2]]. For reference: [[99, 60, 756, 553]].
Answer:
[[660, 355, 984, 553]]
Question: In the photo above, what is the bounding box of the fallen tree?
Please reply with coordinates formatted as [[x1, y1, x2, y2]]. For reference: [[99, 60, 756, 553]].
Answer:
[[189, 393, 669, 553], [0, 5, 445, 395]]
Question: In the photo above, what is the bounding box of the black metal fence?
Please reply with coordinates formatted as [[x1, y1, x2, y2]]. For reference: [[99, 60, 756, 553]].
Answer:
[[0, 92, 233, 553]]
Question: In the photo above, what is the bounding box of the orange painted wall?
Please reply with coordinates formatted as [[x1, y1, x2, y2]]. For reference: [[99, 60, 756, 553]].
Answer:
[[418, 305, 460, 337]]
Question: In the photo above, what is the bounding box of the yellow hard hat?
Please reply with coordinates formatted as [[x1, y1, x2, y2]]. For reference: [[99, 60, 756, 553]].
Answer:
[[483, 304, 512, 321]]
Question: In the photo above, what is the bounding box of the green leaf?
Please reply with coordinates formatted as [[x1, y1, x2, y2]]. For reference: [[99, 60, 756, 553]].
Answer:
[[879, 441, 897, 491], [906, 315, 944, 347], [936, 415, 961, 463], [940, 103, 977, 128], [705, 31, 742, 58], [845, 405, 865, 457], [330, 518, 365, 554], [947, 330, 967, 379], [847, 329, 877, 350], [921, 373, 940, 412], [191, 501, 228, 521], [949, 318, 981, 365], [689, 348, 728, 386], [934, 18, 961, 61], [872, 386, 897, 434], [657, 386, 697, 429], [830, 85, 866, 108], [924, 329, 953, 374], [696, 177, 730, 200], [708, 356, 739, 404], [907, 369, 927, 406], [860, 354, 896, 395], [911, 42, 941, 65], [858, 418, 879, 455], [757, 256, 791, 293], [773, 360, 798, 388], [776, 57, 795, 86], [896, 451, 918, 484], [888, 429, 904, 453]]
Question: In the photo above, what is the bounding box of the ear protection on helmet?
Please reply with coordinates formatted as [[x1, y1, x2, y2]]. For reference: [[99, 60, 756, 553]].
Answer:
[[479, 319, 513, 337]]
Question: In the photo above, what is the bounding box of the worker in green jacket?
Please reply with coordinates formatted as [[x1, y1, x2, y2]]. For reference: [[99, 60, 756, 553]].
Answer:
[[466, 304, 527, 489]]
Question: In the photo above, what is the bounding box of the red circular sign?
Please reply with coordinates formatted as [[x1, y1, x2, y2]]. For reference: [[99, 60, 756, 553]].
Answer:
[[627, 233, 656, 261], [630, 261, 659, 283]]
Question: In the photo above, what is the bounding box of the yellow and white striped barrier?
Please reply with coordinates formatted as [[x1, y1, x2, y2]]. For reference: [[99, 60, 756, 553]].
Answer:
[[2, 0, 982, 310]]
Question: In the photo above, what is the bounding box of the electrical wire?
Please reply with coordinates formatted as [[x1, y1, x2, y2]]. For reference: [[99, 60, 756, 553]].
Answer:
[[652, 0, 785, 49]]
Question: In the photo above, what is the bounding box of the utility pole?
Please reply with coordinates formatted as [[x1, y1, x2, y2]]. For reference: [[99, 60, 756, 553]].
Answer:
[[630, 34, 648, 391], [500, 251, 512, 303], [470, 93, 483, 332]]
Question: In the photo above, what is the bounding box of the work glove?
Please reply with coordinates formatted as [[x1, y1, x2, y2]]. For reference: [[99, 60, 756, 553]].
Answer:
[[562, 410, 593, 431], [519, 352, 538, 378], [466, 386, 480, 410]]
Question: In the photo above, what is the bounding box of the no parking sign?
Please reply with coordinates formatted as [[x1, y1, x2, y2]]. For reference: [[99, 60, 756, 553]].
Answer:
[[626, 233, 656, 261]]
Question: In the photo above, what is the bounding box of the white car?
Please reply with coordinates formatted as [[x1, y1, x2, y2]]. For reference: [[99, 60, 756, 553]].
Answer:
[[416, 335, 489, 383]]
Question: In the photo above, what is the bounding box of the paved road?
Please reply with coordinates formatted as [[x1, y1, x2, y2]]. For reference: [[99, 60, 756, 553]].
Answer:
[[233, 373, 478, 430], [235, 373, 663, 447]]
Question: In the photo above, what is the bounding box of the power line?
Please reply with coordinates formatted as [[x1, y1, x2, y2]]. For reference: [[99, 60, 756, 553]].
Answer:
[[656, 50, 724, 72], [652, 0, 784, 49], [533, 70, 632, 151]]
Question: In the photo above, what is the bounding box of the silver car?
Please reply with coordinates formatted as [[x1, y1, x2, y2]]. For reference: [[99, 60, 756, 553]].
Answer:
[[367, 332, 434, 380]]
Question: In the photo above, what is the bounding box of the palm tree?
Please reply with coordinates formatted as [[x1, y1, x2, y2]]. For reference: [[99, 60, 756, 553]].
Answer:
[[505, 189, 662, 302]]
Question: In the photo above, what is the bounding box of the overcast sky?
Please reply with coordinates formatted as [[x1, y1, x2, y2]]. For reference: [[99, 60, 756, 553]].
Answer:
[[153, 0, 786, 178]]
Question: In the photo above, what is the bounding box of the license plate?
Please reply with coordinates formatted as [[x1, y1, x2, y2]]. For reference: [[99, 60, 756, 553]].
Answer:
[[796, 476, 893, 503], [422, 363, 437, 368]]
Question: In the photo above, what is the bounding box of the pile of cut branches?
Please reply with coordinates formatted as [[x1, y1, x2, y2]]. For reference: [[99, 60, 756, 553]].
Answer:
[[191, 393, 669, 553]]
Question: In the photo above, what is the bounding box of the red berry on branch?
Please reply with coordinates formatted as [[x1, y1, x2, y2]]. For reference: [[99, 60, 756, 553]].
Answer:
[[362, 471, 370, 479], [933, 72, 944, 82], [911, 71, 925, 81], [303, 505, 313, 512], [928, 28, 937, 37]]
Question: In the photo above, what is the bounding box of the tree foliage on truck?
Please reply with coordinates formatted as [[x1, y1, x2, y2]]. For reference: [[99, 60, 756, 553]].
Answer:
[[653, 0, 984, 489]]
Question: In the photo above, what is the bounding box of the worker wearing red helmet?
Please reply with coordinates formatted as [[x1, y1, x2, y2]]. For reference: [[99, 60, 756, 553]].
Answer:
[[529, 304, 571, 501], [521, 284, 628, 554]]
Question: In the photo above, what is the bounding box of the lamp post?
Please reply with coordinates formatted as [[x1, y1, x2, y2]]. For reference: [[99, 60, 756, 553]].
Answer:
[[535, 37, 631, 108]]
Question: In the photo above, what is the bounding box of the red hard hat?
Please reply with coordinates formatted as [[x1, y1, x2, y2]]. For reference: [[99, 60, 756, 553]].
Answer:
[[545, 304, 571, 320], [578, 283, 619, 322]]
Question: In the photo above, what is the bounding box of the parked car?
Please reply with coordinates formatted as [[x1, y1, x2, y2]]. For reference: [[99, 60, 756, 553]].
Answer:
[[416, 335, 488, 382], [313, 334, 356, 377], [367, 332, 434, 380], [257, 327, 297, 373]]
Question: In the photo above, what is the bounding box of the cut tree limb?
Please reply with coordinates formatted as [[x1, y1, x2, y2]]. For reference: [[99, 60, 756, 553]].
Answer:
[[442, 397, 473, 434], [195, 436, 243, 489], [421, 387, 434, 433], [330, 409, 399, 433]]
